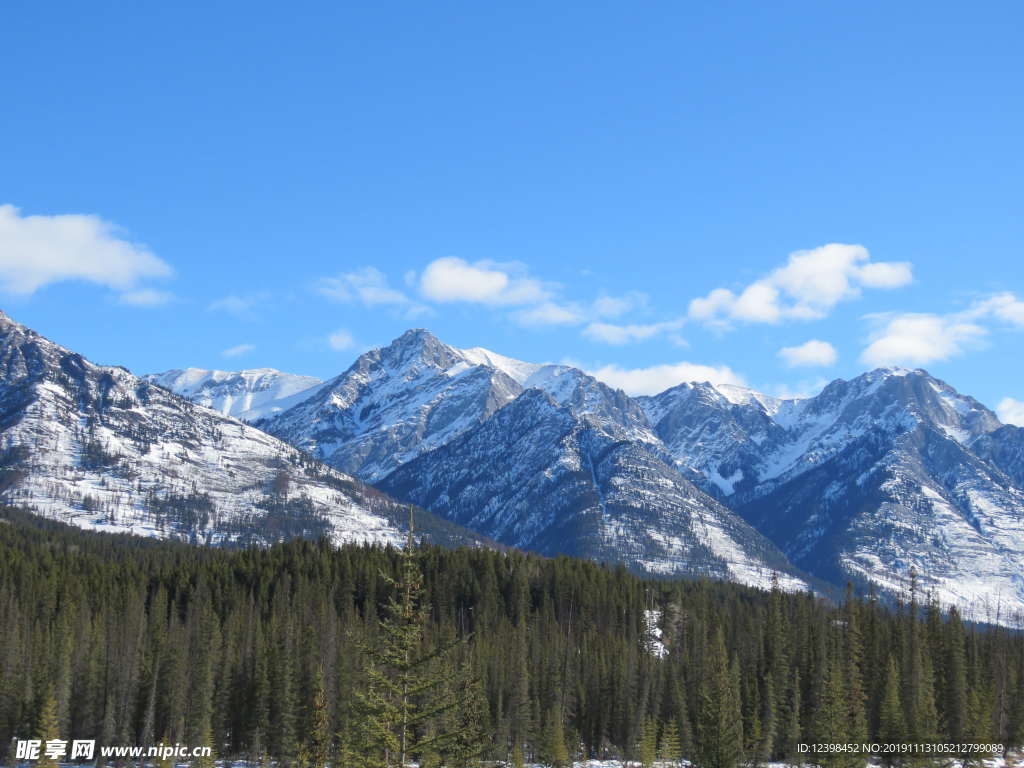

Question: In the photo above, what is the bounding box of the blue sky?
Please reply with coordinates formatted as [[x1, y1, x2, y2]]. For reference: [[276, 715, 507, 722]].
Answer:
[[2, 1, 1023, 420]]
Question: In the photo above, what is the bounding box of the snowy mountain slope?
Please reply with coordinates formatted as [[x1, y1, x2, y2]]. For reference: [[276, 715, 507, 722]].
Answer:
[[644, 368, 1024, 621], [258, 329, 527, 483], [739, 422, 1024, 622], [0, 311, 486, 549], [637, 381, 786, 496], [256, 330, 807, 588], [38, 317, 1023, 617], [144, 367, 323, 421], [259, 330, 662, 485], [258, 329, 1024, 612], [378, 388, 808, 589], [523, 364, 660, 445], [971, 424, 1024, 488]]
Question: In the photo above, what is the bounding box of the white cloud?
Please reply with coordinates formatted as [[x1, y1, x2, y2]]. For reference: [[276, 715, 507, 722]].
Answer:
[[860, 313, 986, 367], [0, 204, 171, 295], [856, 292, 1024, 369], [318, 267, 411, 307], [778, 339, 838, 367], [208, 294, 267, 318], [327, 328, 355, 351], [222, 343, 255, 358], [857, 261, 915, 288], [118, 289, 174, 307], [583, 319, 685, 345], [963, 292, 1024, 327], [592, 291, 648, 318], [689, 244, 912, 326], [587, 361, 745, 396], [368, 259, 657, 333], [419, 257, 550, 305], [512, 292, 655, 329], [997, 397, 1024, 426], [514, 302, 585, 326]]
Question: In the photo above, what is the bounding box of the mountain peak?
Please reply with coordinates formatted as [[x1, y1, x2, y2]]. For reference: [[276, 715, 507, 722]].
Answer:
[[145, 367, 323, 421], [395, 327, 438, 343], [0, 310, 482, 550], [376, 328, 463, 371]]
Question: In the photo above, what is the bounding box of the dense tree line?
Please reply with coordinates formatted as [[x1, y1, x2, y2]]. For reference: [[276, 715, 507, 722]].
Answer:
[[0, 507, 1022, 766]]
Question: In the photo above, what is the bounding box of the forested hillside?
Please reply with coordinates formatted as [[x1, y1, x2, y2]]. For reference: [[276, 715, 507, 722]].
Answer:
[[1, 508, 1021, 767]]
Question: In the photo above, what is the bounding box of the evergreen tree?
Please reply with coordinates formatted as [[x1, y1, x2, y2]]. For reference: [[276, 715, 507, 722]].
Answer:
[[268, 625, 298, 765], [35, 691, 60, 768], [659, 718, 683, 763], [443, 661, 489, 768], [541, 705, 570, 768], [780, 670, 802, 765], [878, 656, 905, 765], [913, 655, 940, 747], [843, 593, 868, 745], [756, 672, 777, 764], [351, 512, 456, 767], [695, 630, 744, 768], [812, 655, 850, 768], [193, 726, 216, 768], [638, 716, 658, 768], [300, 667, 331, 768], [942, 609, 969, 742]]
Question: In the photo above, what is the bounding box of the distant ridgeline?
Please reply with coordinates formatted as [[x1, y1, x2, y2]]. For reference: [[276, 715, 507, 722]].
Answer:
[[1, 508, 1022, 767]]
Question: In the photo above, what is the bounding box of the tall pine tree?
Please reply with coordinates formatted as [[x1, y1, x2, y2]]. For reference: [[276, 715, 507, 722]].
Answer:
[[695, 630, 744, 768]]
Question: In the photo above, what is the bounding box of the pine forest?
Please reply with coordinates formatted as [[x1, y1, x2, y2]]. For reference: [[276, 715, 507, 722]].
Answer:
[[1, 507, 1022, 767]]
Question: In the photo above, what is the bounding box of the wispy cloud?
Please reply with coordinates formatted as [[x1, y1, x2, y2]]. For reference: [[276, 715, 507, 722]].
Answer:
[[513, 301, 585, 326], [592, 291, 648, 318], [118, 289, 174, 307], [0, 204, 172, 298], [319, 267, 411, 306], [327, 328, 355, 351], [321, 259, 670, 344], [317, 266, 429, 317], [689, 244, 912, 327], [222, 343, 255, 358], [208, 293, 268, 319], [861, 313, 985, 367], [778, 339, 837, 367], [858, 292, 1024, 368], [583, 319, 685, 346]]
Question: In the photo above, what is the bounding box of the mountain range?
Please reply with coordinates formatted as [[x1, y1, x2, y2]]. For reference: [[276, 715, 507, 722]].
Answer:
[[0, 310, 486, 550], [3, 308, 1023, 622]]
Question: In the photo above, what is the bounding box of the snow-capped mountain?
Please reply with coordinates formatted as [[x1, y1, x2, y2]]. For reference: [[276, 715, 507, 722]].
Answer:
[[0, 311, 483, 549], [379, 388, 807, 588], [258, 329, 527, 482], [261, 329, 809, 589], [259, 330, 660, 483], [643, 368, 1024, 621], [145, 367, 323, 421], [10, 313, 1024, 620], [261, 330, 1024, 618]]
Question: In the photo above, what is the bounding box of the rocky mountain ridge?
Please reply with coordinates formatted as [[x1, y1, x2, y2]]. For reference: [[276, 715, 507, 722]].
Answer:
[[0, 311, 485, 549]]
